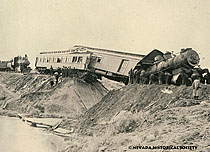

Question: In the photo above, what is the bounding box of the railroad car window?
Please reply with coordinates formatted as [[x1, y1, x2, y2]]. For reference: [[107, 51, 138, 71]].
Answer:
[[55, 57, 58, 63], [78, 57, 83, 63], [90, 56, 97, 62], [53, 57, 57, 63], [61, 57, 64, 63], [57, 58, 61, 63], [97, 57, 102, 63], [72, 57, 77, 63], [40, 58, 42, 62]]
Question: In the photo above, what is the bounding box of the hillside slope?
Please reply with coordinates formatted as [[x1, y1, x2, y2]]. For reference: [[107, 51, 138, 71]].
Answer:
[[0, 72, 108, 117], [62, 84, 210, 152], [78, 84, 210, 129]]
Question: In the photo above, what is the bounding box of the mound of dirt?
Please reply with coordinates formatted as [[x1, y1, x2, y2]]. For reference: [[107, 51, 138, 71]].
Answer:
[[0, 72, 108, 117], [99, 77, 124, 91], [1, 72, 209, 151], [78, 84, 209, 130], [61, 84, 210, 152]]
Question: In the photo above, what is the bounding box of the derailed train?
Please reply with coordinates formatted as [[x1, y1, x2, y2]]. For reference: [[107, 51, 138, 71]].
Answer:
[[35, 45, 144, 84], [0, 55, 31, 72], [35, 45, 208, 85], [133, 48, 205, 85]]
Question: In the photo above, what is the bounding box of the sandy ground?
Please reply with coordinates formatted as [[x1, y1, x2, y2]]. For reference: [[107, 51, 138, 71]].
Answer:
[[0, 72, 210, 152], [62, 84, 210, 152], [99, 77, 124, 91], [0, 72, 108, 118]]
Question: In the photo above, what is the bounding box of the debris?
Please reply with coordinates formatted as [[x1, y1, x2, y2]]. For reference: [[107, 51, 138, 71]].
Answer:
[[161, 87, 173, 94]]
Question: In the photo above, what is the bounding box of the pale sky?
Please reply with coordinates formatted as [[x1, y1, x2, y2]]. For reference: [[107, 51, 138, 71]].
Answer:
[[1, 0, 210, 69]]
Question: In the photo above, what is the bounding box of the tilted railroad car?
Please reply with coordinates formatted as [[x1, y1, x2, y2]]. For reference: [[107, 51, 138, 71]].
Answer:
[[35, 45, 145, 83]]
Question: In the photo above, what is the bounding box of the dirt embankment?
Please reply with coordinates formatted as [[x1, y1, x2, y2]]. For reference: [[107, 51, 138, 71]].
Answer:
[[99, 77, 124, 91], [78, 84, 210, 130], [1, 72, 210, 152], [61, 84, 210, 152], [0, 72, 108, 118]]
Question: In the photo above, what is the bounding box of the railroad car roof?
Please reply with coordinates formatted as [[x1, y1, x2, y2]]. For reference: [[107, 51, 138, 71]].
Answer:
[[39, 50, 72, 54], [134, 49, 164, 69], [74, 45, 145, 58], [39, 45, 145, 58]]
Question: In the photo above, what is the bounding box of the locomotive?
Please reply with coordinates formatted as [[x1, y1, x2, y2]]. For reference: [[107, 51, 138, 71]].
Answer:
[[0, 54, 31, 72], [134, 48, 201, 85]]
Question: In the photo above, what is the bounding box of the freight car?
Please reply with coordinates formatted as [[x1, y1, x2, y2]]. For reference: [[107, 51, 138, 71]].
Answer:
[[35, 45, 144, 84]]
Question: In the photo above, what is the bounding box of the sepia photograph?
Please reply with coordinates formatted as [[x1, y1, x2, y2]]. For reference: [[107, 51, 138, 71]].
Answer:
[[0, 0, 210, 151]]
